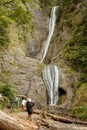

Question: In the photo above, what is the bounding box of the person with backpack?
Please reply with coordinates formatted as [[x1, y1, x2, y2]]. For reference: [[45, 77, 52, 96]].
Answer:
[[26, 98, 35, 121]]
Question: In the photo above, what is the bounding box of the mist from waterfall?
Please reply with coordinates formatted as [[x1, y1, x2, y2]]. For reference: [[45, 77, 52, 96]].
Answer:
[[41, 6, 58, 63]]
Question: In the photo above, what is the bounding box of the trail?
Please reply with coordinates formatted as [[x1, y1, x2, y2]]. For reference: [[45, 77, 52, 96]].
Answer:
[[13, 110, 87, 130]]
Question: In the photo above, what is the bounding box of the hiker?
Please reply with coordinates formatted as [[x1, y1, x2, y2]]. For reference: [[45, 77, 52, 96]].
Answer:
[[21, 97, 27, 111], [26, 98, 35, 121]]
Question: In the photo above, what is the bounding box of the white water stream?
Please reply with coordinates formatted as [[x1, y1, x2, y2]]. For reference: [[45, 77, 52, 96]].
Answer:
[[43, 64, 59, 105], [41, 6, 58, 63], [42, 6, 59, 105]]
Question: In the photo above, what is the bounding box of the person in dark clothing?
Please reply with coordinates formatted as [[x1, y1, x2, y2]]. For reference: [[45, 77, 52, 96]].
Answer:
[[26, 98, 35, 121]]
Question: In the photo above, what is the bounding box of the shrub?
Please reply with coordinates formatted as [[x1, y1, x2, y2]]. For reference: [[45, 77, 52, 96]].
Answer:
[[9, 3, 33, 25], [0, 83, 16, 99], [72, 83, 87, 107], [72, 105, 87, 120], [0, 96, 9, 109]]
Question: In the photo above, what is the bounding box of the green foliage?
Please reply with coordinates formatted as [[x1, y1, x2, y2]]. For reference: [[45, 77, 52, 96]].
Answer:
[[0, 16, 12, 46], [65, 46, 87, 68], [0, 96, 9, 109], [0, 0, 36, 47], [72, 83, 87, 120], [61, 2, 87, 84], [59, 0, 80, 9], [72, 105, 87, 120], [62, 13, 72, 27], [0, 0, 34, 25], [39, 0, 58, 9], [79, 73, 87, 83], [0, 83, 16, 99], [55, 2, 87, 115], [8, 1, 33, 25], [66, 66, 74, 74], [39, 0, 52, 8], [0, 82, 16, 109], [74, 83, 87, 106]]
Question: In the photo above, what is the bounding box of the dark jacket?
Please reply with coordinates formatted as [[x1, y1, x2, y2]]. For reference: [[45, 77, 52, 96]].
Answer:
[[26, 101, 34, 114]]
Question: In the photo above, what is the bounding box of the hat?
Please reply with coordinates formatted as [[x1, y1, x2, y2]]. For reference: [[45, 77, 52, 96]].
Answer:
[[27, 98, 31, 102]]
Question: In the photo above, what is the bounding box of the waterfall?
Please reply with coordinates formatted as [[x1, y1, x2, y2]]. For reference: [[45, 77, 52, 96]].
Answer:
[[43, 64, 59, 105], [41, 6, 58, 63], [42, 6, 59, 105]]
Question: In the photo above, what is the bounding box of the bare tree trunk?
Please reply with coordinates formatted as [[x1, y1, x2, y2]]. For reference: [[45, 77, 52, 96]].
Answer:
[[0, 110, 37, 130]]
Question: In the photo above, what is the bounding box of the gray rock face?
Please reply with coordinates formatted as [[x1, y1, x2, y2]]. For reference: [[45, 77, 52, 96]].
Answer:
[[26, 7, 49, 60], [0, 6, 49, 108], [0, 50, 47, 108]]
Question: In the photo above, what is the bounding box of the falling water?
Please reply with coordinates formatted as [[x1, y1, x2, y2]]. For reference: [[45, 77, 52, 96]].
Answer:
[[41, 6, 58, 63], [43, 64, 59, 105], [42, 6, 59, 105]]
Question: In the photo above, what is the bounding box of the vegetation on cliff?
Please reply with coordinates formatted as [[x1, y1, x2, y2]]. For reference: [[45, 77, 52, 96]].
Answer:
[[61, 0, 87, 120], [0, 0, 38, 109], [56, 1, 87, 118], [61, 0, 87, 82], [0, 0, 39, 48], [0, 83, 15, 109], [40, 0, 87, 120]]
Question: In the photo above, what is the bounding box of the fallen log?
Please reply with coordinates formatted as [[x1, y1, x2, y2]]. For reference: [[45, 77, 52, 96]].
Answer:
[[47, 113, 87, 125], [34, 109, 87, 125], [40, 119, 87, 130], [0, 110, 38, 130]]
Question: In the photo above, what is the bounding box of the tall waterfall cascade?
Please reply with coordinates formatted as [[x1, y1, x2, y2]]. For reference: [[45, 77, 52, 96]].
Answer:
[[43, 64, 59, 105], [41, 6, 59, 63], [42, 6, 60, 105]]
